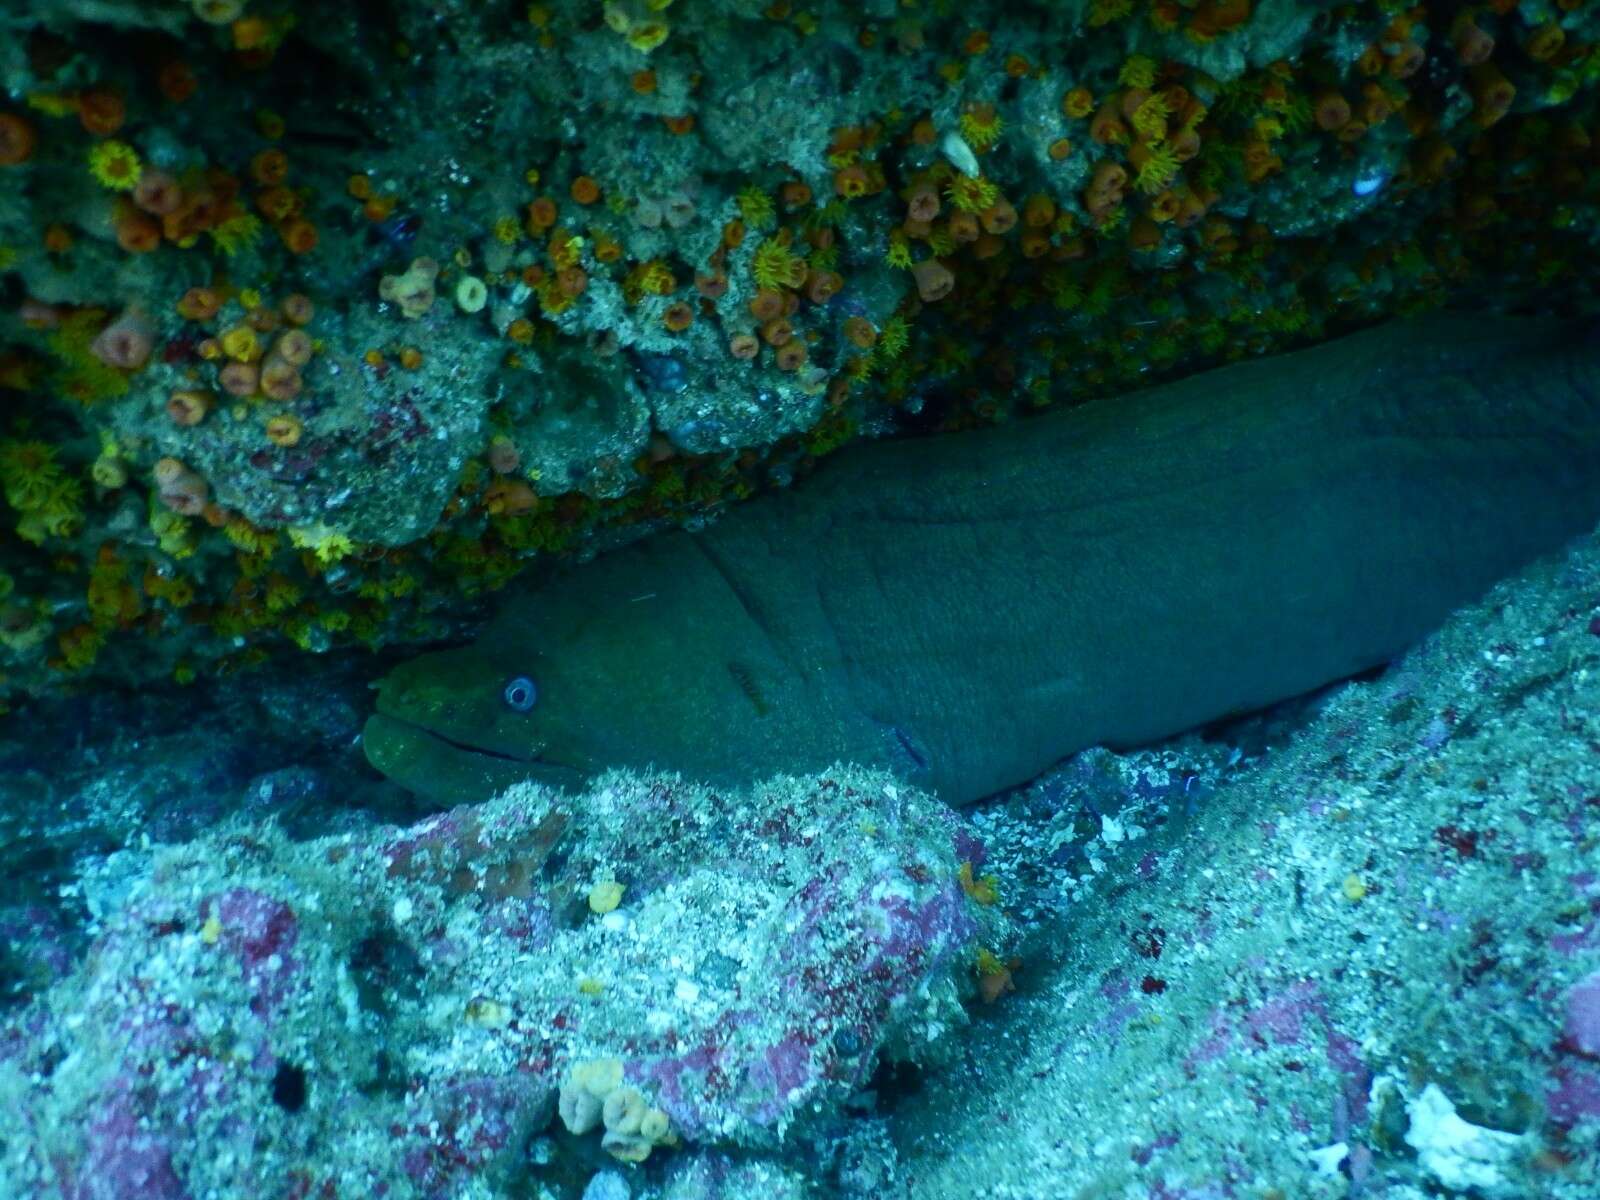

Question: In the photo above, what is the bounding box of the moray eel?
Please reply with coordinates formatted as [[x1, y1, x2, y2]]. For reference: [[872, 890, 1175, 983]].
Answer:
[[365, 314, 1600, 807]]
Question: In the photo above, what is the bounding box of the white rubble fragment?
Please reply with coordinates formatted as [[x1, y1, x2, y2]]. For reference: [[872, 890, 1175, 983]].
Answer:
[[1404, 1083, 1526, 1197], [1306, 1142, 1348, 1177], [940, 130, 980, 178]]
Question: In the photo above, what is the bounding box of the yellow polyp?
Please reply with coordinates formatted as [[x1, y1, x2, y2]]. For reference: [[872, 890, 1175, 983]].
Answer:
[[87, 140, 141, 191], [221, 326, 262, 363], [288, 521, 355, 564], [627, 22, 669, 52], [588, 879, 625, 913]]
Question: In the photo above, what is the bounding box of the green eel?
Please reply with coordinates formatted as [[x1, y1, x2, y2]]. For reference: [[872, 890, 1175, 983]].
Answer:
[[365, 314, 1600, 807]]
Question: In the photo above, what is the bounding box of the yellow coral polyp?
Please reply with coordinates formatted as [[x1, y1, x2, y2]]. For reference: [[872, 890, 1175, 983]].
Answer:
[[16, 487, 84, 544], [751, 239, 807, 290], [148, 506, 195, 558], [58, 623, 105, 671], [626, 21, 669, 52], [1132, 142, 1179, 194], [288, 522, 356, 565], [549, 230, 583, 269], [1130, 92, 1172, 141], [264, 573, 303, 613], [224, 516, 278, 555], [1062, 87, 1095, 120], [87, 140, 142, 191], [1119, 55, 1157, 90], [958, 105, 1004, 152], [633, 259, 676, 297], [945, 173, 1000, 214], [90, 455, 127, 489], [975, 947, 1007, 975], [221, 326, 263, 363], [87, 554, 141, 628], [0, 440, 66, 513], [1088, 0, 1134, 27], [736, 186, 776, 231], [210, 213, 264, 257]]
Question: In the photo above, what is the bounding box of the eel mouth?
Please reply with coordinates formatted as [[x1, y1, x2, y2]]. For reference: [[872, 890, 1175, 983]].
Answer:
[[408, 721, 533, 764], [362, 711, 587, 799]]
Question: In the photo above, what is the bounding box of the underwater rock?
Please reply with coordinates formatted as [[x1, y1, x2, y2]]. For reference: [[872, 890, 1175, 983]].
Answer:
[[891, 522, 1600, 1199], [0, 767, 996, 1197]]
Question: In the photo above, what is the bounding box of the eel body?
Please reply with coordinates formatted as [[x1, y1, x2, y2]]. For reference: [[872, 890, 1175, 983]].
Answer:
[[364, 314, 1600, 807]]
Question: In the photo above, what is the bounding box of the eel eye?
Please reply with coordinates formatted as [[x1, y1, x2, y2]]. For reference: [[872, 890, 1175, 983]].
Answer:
[[502, 675, 537, 713]]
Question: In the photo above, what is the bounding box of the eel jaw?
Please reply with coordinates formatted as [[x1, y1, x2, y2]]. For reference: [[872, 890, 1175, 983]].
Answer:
[[362, 711, 587, 803]]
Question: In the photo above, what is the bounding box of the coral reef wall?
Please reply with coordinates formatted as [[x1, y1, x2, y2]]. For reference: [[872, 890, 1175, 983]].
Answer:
[[3, 0, 1600, 705]]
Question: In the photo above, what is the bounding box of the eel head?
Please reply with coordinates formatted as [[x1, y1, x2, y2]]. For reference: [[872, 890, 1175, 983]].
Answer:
[[363, 639, 593, 804]]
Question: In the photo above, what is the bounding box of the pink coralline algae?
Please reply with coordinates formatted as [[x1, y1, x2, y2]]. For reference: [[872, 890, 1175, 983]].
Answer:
[[1563, 970, 1600, 1058]]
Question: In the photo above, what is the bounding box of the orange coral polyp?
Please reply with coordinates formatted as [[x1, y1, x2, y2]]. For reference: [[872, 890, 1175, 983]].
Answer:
[[749, 289, 786, 322], [260, 359, 303, 401], [1387, 42, 1424, 79], [157, 61, 198, 104], [1090, 101, 1129, 145], [1023, 194, 1056, 229], [780, 180, 813, 208], [833, 165, 871, 198], [1451, 15, 1494, 64], [557, 266, 588, 298], [526, 197, 558, 234], [265, 414, 303, 447], [79, 89, 126, 136], [948, 210, 981, 243], [134, 170, 184, 216], [219, 361, 260, 397], [272, 329, 313, 366], [1314, 91, 1351, 131], [485, 479, 537, 516], [842, 316, 876, 349], [250, 148, 289, 187], [1468, 64, 1515, 126], [1526, 23, 1566, 63], [0, 113, 37, 166], [980, 199, 1018, 235], [906, 184, 941, 224], [116, 209, 162, 254], [281, 220, 318, 255], [774, 340, 808, 370], [912, 258, 955, 302], [281, 294, 314, 326], [805, 270, 841, 305], [178, 287, 224, 321]]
